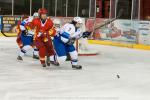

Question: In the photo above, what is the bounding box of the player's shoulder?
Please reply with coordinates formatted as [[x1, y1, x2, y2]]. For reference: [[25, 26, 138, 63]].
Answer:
[[33, 18, 40, 21], [28, 16, 34, 22], [64, 23, 75, 29], [62, 23, 75, 33], [32, 18, 40, 23], [31, 18, 40, 27], [47, 17, 51, 19], [46, 17, 53, 23]]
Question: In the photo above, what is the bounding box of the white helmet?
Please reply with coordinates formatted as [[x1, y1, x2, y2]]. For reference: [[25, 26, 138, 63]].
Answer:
[[33, 12, 39, 17], [73, 17, 83, 24], [53, 18, 62, 28], [53, 18, 61, 25]]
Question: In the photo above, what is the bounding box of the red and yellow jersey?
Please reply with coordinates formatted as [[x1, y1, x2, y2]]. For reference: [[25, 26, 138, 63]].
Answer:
[[32, 17, 56, 40], [25, 21, 35, 30]]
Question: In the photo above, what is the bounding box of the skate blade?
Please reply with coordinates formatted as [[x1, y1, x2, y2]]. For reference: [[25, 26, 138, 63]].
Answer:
[[72, 68, 82, 70]]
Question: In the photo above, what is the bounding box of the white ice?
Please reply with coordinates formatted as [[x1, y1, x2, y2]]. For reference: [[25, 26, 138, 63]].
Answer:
[[0, 37, 150, 100]]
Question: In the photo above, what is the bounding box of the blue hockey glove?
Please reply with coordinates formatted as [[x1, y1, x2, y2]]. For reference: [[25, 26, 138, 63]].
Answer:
[[82, 31, 91, 38]]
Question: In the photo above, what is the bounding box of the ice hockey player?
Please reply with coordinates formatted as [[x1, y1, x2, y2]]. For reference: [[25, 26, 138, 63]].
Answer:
[[53, 18, 71, 61], [32, 8, 59, 67], [16, 15, 28, 49], [17, 12, 39, 61], [53, 17, 91, 69]]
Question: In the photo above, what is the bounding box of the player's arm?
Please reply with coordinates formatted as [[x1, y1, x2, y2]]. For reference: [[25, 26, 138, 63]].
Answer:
[[19, 19, 30, 35], [48, 18, 57, 37], [60, 31, 70, 43], [48, 26, 56, 37], [71, 29, 91, 39], [31, 18, 41, 39], [59, 25, 72, 43]]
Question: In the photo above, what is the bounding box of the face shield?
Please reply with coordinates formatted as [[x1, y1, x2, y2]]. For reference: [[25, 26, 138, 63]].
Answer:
[[40, 14, 47, 20]]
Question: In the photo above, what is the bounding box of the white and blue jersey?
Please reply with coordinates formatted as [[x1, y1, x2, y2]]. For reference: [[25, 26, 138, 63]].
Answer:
[[20, 16, 33, 31], [57, 23, 82, 43], [53, 23, 81, 55], [20, 32, 33, 46], [20, 17, 34, 46], [53, 23, 82, 64]]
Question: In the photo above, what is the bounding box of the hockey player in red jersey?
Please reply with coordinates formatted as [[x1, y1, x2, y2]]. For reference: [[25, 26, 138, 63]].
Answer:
[[32, 8, 59, 67]]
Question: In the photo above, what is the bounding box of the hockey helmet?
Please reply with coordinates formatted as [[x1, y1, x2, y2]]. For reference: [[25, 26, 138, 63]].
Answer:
[[53, 18, 61, 28], [53, 19, 61, 25], [73, 17, 83, 24], [38, 8, 48, 15], [33, 12, 39, 17]]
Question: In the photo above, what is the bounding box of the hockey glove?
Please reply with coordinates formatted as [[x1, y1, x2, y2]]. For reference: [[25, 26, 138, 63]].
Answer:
[[67, 37, 76, 45], [82, 31, 91, 38], [37, 32, 42, 37]]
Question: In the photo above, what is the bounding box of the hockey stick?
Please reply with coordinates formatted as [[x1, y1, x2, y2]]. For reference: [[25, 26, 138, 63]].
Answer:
[[74, 9, 123, 40], [93, 9, 123, 30], [94, 18, 116, 30], [1, 30, 17, 37], [1, 30, 10, 37]]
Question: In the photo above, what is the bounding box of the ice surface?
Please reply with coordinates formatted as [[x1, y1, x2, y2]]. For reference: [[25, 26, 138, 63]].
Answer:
[[0, 37, 150, 100]]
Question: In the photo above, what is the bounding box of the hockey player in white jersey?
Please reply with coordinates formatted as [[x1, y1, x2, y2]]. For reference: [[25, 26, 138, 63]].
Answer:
[[53, 17, 91, 69], [17, 12, 39, 60]]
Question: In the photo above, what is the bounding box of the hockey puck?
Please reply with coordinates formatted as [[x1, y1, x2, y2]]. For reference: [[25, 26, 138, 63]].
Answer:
[[117, 74, 120, 79]]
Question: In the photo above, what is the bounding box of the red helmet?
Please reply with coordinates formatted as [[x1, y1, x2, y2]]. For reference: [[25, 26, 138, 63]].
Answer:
[[38, 8, 48, 15]]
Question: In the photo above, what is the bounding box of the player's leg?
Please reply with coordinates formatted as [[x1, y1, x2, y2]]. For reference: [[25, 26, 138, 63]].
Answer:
[[67, 45, 82, 69], [49, 54, 59, 66], [53, 37, 67, 63], [17, 45, 32, 60], [17, 33, 33, 60], [16, 36, 23, 49], [45, 37, 59, 66], [33, 46, 39, 59], [39, 46, 46, 67], [34, 39, 47, 67]]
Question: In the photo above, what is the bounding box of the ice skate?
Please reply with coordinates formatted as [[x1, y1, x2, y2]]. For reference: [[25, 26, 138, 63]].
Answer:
[[72, 65, 82, 70], [17, 56, 23, 61], [42, 63, 46, 67], [46, 57, 50, 66], [33, 54, 39, 59], [50, 61, 60, 66]]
